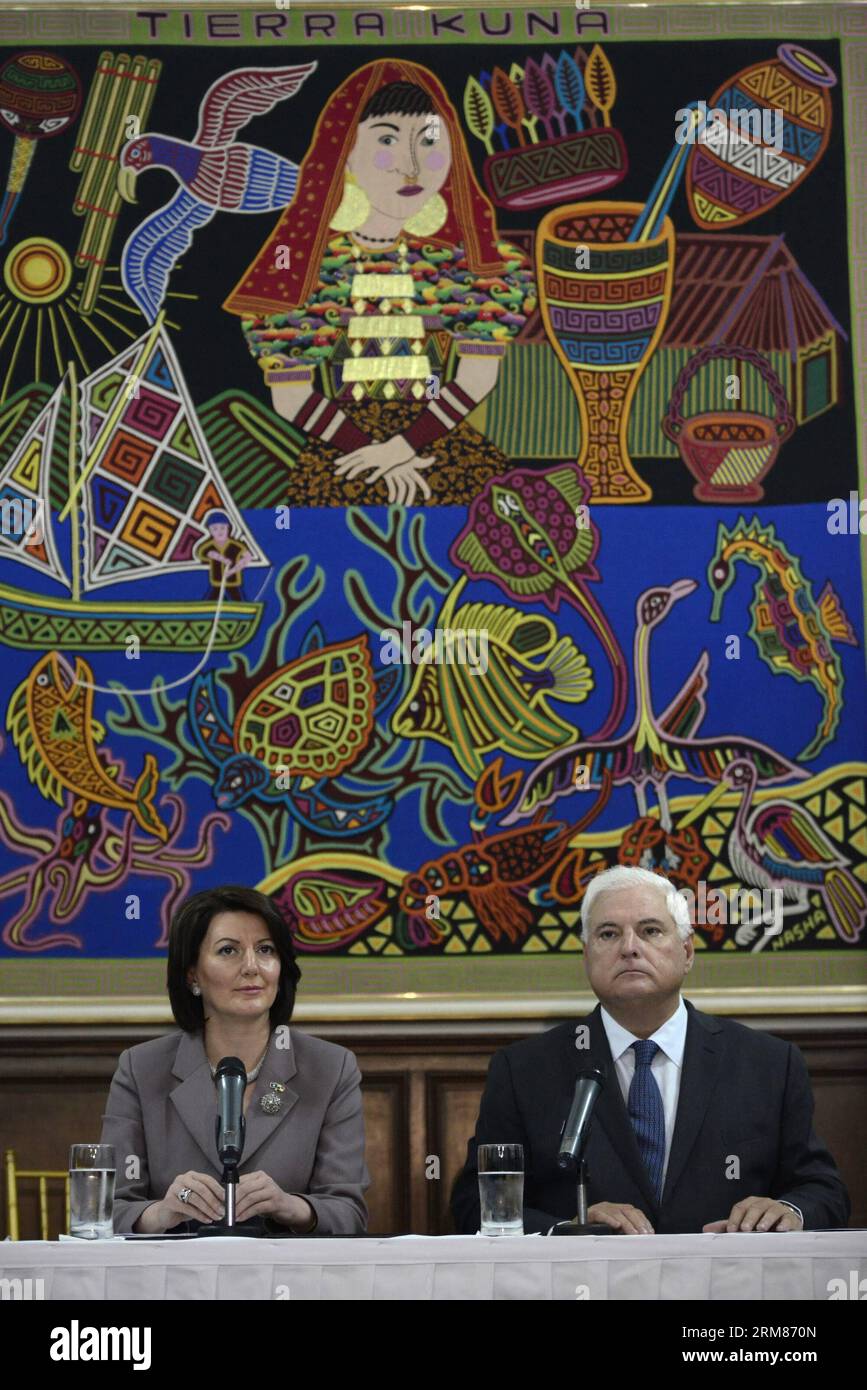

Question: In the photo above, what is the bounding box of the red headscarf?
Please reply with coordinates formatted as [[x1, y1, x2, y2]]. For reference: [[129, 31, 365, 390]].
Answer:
[[223, 58, 509, 318]]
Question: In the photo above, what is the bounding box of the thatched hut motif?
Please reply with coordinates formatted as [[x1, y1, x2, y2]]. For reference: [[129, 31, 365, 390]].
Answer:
[[472, 232, 846, 459]]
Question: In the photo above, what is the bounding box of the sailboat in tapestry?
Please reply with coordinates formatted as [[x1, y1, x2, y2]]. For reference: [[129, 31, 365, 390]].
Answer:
[[0, 316, 267, 650]]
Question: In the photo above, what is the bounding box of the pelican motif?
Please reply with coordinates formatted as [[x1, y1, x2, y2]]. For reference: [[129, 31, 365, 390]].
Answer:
[[718, 758, 867, 948], [503, 579, 807, 829]]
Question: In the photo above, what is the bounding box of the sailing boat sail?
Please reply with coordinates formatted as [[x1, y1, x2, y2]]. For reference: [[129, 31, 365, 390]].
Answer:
[[0, 374, 69, 588], [0, 319, 267, 650]]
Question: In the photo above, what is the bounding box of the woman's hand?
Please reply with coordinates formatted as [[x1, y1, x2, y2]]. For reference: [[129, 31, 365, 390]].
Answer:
[[380, 458, 435, 505], [152, 1170, 225, 1230], [234, 1170, 315, 1231], [333, 436, 435, 503], [334, 435, 409, 479]]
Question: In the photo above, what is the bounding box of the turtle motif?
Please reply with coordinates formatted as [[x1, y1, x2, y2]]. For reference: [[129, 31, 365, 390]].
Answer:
[[189, 624, 399, 837]]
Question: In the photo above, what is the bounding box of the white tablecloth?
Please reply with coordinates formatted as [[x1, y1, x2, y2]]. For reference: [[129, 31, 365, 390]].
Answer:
[[3, 1231, 866, 1300]]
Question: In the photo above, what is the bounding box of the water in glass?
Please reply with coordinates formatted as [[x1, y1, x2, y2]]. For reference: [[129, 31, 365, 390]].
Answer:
[[479, 1170, 524, 1236], [69, 1168, 116, 1239]]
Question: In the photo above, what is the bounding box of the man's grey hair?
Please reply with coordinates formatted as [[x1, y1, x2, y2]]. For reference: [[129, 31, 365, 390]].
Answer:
[[580, 865, 693, 943]]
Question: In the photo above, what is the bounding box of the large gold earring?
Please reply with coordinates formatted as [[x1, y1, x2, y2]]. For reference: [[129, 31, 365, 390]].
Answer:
[[402, 191, 448, 237], [330, 170, 371, 232]]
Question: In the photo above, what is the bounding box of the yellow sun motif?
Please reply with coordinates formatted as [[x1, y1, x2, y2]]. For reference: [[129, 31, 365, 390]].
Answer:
[[0, 239, 191, 405], [3, 237, 73, 304]]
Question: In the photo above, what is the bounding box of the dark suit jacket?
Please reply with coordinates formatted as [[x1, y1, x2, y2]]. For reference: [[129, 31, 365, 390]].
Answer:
[[100, 1027, 369, 1235], [451, 1000, 849, 1234]]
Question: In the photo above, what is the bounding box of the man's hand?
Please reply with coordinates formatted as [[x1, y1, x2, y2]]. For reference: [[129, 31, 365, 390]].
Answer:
[[703, 1197, 803, 1233], [587, 1202, 654, 1235]]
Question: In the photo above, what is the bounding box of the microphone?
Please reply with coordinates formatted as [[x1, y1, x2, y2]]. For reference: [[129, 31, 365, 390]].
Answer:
[[557, 1067, 605, 1170], [197, 1056, 263, 1238], [214, 1056, 247, 1167]]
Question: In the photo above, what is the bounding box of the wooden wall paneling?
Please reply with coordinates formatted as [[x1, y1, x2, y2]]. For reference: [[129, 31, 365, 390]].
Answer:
[[779, 1030, 867, 1227], [426, 1071, 489, 1233], [1, 1021, 865, 1239], [407, 1064, 428, 1236], [1, 1050, 117, 1240], [358, 1069, 410, 1236]]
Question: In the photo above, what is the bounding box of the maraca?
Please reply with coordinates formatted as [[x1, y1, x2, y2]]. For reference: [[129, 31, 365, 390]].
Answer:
[[0, 51, 82, 246]]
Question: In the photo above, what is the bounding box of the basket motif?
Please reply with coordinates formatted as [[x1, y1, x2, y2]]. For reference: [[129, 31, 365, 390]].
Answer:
[[662, 344, 795, 502]]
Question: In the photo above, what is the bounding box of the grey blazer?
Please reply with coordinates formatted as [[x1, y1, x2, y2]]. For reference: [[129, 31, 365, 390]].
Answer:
[[100, 1027, 369, 1235]]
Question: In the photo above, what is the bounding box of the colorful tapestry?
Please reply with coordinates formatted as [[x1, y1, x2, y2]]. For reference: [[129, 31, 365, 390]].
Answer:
[[0, 3, 865, 1011]]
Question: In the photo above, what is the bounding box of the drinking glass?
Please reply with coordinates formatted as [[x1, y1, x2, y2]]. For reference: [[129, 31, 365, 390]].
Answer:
[[478, 1142, 524, 1236], [68, 1143, 116, 1239]]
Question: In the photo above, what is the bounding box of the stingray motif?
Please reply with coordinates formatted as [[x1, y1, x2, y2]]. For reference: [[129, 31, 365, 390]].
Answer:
[[450, 465, 628, 740]]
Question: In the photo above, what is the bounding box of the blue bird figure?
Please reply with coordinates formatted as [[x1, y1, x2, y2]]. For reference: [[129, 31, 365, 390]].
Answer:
[[118, 63, 317, 322]]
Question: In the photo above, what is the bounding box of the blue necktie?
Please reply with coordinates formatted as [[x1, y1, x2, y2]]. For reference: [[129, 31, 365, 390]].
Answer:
[[627, 1039, 665, 1202]]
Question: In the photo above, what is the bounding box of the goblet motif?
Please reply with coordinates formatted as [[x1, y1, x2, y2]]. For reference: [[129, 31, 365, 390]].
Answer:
[[536, 201, 675, 503]]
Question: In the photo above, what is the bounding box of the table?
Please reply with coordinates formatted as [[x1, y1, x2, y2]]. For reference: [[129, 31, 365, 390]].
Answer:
[[2, 1231, 866, 1300]]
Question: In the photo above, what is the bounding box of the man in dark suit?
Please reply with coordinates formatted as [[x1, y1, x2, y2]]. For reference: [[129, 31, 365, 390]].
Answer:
[[452, 867, 849, 1235]]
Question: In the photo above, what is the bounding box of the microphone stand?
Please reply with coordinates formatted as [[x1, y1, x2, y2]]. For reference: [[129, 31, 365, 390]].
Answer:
[[198, 1161, 263, 1238], [550, 1155, 617, 1237]]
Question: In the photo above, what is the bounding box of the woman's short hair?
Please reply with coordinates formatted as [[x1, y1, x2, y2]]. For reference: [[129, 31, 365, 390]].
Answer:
[[580, 865, 693, 943], [167, 884, 302, 1032]]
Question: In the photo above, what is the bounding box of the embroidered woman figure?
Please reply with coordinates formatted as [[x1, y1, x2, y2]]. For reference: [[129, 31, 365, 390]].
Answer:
[[223, 60, 536, 506]]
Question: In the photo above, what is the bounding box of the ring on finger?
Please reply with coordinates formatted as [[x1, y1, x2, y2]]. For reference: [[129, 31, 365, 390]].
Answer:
[[178, 1187, 192, 1204]]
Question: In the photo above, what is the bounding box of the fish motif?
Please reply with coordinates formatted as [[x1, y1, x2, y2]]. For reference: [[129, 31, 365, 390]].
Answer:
[[275, 871, 388, 952], [390, 585, 592, 779], [6, 653, 168, 841]]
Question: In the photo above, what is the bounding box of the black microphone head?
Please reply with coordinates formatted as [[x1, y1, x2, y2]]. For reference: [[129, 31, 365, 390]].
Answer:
[[215, 1056, 247, 1085], [558, 1067, 606, 1168], [215, 1057, 247, 1168], [576, 1066, 606, 1089]]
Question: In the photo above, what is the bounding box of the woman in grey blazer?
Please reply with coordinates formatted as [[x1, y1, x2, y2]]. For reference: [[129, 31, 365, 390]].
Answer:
[[100, 884, 369, 1235]]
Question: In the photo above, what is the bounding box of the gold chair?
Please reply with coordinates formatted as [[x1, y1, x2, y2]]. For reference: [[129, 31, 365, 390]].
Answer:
[[4, 1150, 70, 1240]]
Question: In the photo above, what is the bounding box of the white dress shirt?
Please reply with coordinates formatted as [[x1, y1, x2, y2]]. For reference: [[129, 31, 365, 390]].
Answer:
[[599, 998, 803, 1226], [600, 996, 688, 1188]]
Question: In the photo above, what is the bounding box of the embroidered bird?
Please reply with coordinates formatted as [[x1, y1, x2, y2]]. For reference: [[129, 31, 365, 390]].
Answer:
[[720, 758, 867, 947], [502, 580, 807, 832], [118, 63, 317, 323]]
